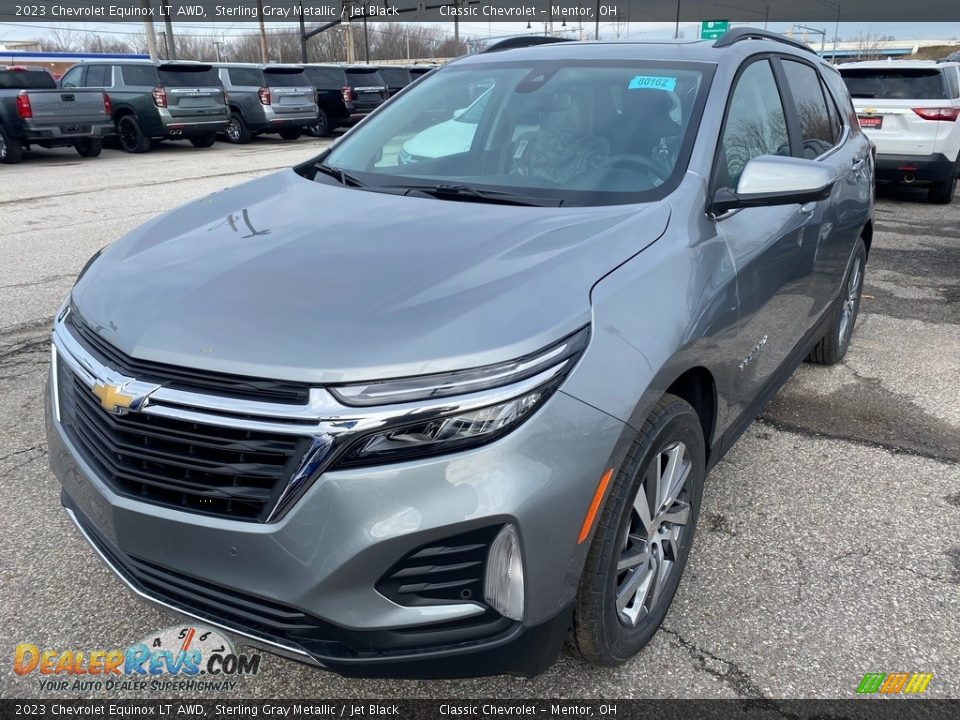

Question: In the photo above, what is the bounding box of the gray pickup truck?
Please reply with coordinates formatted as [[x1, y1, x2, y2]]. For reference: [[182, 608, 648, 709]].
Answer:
[[0, 65, 112, 164]]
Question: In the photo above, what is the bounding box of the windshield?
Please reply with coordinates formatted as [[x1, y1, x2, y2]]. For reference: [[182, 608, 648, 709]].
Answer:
[[321, 60, 710, 206], [840, 69, 946, 99]]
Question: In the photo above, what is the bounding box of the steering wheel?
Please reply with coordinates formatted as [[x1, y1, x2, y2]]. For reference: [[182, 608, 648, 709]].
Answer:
[[598, 154, 670, 184]]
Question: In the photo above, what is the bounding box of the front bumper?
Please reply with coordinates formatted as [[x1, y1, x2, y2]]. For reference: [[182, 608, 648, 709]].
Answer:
[[46, 360, 626, 677], [875, 152, 957, 184]]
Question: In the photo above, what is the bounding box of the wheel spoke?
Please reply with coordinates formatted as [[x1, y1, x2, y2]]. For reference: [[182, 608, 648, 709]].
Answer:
[[658, 443, 690, 512], [617, 540, 650, 572], [659, 500, 691, 527], [648, 552, 673, 609], [633, 468, 656, 535]]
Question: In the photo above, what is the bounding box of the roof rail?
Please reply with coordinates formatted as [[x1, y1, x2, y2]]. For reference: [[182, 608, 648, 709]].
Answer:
[[713, 27, 814, 54], [482, 36, 574, 54]]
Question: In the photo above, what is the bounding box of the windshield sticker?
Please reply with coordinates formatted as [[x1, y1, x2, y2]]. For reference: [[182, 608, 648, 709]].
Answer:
[[628, 76, 677, 92]]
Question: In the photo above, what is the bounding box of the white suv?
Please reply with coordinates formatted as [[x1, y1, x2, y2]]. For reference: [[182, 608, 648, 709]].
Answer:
[[839, 60, 960, 203]]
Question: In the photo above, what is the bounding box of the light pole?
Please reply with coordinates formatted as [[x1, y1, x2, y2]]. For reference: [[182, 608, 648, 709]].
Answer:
[[816, 0, 842, 61], [794, 23, 826, 54]]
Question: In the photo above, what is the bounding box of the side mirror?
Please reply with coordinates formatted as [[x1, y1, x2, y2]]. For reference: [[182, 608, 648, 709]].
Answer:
[[710, 155, 837, 215]]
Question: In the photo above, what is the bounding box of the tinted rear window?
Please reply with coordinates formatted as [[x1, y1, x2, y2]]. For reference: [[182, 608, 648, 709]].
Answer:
[[0, 69, 56, 89], [121, 65, 159, 86], [264, 69, 311, 87], [346, 69, 385, 88], [377, 67, 410, 87], [840, 69, 946, 100], [305, 66, 346, 87], [228, 67, 263, 86], [158, 66, 219, 87]]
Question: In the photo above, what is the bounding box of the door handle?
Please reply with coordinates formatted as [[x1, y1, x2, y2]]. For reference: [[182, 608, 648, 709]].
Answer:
[[800, 202, 816, 215], [851, 157, 865, 171]]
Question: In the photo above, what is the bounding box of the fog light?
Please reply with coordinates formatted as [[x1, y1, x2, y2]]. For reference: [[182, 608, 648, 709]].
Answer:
[[484, 524, 524, 621]]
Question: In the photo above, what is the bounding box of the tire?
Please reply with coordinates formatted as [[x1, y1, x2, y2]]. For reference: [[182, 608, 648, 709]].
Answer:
[[224, 112, 251, 144], [307, 110, 331, 137], [75, 138, 102, 157], [278, 127, 303, 141], [568, 394, 705, 666], [807, 237, 867, 366], [189, 133, 217, 148], [0, 126, 24, 164], [928, 167, 957, 204], [116, 115, 150, 153]]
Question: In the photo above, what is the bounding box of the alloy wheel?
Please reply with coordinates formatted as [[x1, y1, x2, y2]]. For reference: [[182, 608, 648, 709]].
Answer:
[[616, 441, 692, 627], [226, 118, 241, 142], [838, 257, 862, 345]]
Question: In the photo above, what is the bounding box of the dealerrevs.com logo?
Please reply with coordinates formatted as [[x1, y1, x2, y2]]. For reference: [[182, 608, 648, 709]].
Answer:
[[14, 625, 261, 693]]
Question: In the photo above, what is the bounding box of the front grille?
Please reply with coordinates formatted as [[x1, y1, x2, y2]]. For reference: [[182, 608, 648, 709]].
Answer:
[[377, 526, 499, 606], [59, 362, 307, 522], [66, 313, 310, 405]]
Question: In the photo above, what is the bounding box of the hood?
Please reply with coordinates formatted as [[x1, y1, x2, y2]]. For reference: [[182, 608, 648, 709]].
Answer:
[[72, 170, 670, 384]]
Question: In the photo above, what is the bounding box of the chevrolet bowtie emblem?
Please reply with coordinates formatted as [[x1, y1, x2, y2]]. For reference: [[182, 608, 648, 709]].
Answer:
[[91, 382, 138, 415]]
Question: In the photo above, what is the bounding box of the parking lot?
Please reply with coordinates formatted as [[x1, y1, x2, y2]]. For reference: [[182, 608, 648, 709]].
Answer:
[[0, 138, 957, 699]]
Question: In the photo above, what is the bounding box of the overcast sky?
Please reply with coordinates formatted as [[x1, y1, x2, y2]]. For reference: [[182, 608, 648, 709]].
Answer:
[[1, 20, 958, 46]]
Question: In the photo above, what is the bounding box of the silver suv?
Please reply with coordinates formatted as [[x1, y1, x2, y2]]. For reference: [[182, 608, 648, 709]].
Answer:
[[47, 30, 873, 678]]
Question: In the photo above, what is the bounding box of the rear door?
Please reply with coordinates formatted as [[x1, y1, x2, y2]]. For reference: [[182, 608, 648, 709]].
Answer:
[[778, 57, 871, 319], [157, 63, 226, 121], [263, 68, 316, 117], [713, 57, 820, 404], [839, 66, 955, 156], [346, 68, 388, 111]]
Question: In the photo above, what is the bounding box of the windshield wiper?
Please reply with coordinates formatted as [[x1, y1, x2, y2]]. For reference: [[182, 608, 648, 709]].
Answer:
[[386, 183, 562, 207], [313, 162, 364, 187]]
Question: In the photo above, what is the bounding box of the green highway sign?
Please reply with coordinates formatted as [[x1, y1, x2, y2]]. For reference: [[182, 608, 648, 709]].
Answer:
[[700, 20, 730, 40]]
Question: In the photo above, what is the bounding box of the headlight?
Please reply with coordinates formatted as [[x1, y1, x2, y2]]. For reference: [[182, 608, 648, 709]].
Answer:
[[330, 327, 588, 407], [331, 326, 589, 467]]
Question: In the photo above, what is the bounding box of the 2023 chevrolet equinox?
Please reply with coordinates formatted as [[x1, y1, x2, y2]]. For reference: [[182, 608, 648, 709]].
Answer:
[[46, 30, 873, 678]]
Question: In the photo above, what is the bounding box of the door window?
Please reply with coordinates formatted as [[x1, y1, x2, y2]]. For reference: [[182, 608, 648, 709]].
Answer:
[[715, 59, 790, 189], [85, 65, 109, 88], [781, 59, 836, 158], [60, 66, 84, 88]]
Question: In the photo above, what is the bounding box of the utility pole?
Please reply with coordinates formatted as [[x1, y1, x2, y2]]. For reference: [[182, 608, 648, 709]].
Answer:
[[299, 1, 308, 62], [213, 40, 224, 62], [674, 0, 681, 39], [163, 14, 176, 60], [141, 0, 157, 60], [344, 18, 355, 63], [256, 0, 269, 63], [362, 15, 369, 63], [159, 30, 169, 60]]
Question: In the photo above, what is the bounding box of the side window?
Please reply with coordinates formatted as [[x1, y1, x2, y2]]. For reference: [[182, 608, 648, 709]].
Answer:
[[60, 66, 84, 88], [820, 76, 843, 142], [85, 65, 108, 88], [716, 59, 790, 190], [121, 65, 159, 87], [229, 68, 263, 86], [821, 67, 860, 132], [781, 59, 835, 158], [945, 67, 960, 99]]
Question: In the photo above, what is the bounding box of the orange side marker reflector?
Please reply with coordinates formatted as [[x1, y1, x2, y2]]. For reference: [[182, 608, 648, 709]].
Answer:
[[578, 469, 614, 544]]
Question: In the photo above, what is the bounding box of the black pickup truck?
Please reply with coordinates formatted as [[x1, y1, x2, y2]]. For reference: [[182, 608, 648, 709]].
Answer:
[[0, 66, 112, 164]]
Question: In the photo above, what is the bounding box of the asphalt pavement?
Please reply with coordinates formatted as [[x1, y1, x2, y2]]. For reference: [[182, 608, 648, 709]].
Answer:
[[0, 139, 957, 700]]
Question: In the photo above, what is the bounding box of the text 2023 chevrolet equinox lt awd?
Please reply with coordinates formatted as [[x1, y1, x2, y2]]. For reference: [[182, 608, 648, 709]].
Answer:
[[46, 30, 873, 678]]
